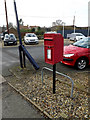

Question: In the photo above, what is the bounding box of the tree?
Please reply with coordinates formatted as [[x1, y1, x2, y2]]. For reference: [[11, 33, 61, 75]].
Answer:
[[52, 19, 62, 26], [19, 19, 24, 25], [8, 22, 13, 28], [37, 27, 41, 31], [56, 20, 62, 26], [31, 28, 35, 33]]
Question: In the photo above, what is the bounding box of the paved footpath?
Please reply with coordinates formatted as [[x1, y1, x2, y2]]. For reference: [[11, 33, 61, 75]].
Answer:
[[0, 76, 44, 119]]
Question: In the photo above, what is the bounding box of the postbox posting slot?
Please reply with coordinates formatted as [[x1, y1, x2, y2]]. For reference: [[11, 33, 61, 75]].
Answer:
[[44, 38, 53, 41]]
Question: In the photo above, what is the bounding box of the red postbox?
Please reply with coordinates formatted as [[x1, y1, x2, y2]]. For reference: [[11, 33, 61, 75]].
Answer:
[[44, 33, 64, 65]]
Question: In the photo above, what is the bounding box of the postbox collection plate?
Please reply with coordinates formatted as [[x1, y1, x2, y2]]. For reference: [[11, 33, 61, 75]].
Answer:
[[47, 49, 51, 60]]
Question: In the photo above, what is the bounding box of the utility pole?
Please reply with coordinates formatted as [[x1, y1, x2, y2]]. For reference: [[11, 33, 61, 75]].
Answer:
[[4, 0, 9, 34]]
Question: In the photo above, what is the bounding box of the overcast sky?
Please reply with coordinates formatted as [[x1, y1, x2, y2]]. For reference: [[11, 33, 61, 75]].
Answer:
[[0, 0, 89, 27]]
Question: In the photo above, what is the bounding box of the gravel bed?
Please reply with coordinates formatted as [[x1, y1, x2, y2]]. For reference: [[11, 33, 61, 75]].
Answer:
[[5, 66, 90, 119]]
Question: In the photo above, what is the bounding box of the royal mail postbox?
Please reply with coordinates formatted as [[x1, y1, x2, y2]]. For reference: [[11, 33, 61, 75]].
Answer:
[[44, 33, 63, 65]]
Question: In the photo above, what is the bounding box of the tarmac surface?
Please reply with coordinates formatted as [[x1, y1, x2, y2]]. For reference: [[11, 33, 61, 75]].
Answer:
[[2, 82, 44, 118]]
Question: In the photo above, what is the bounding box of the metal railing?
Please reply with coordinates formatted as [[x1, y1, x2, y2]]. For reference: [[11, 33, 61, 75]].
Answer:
[[41, 67, 74, 98]]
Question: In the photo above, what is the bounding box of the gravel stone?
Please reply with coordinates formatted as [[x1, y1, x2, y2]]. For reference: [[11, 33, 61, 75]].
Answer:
[[5, 66, 89, 119]]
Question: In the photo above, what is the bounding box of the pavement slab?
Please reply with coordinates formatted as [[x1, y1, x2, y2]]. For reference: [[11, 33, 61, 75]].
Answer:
[[2, 82, 44, 119]]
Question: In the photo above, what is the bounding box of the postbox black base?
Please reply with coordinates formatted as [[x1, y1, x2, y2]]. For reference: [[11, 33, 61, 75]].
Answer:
[[53, 64, 56, 94]]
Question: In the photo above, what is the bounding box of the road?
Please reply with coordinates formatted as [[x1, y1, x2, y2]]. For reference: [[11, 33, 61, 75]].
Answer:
[[1, 44, 44, 119], [2, 42, 90, 76], [2, 45, 44, 76]]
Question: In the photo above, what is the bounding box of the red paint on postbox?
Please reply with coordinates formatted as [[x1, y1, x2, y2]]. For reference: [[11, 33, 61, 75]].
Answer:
[[44, 33, 63, 65]]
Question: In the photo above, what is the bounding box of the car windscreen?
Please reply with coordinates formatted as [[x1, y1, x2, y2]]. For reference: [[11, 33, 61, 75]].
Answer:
[[73, 37, 90, 48], [9, 34, 15, 38], [5, 35, 9, 38], [26, 34, 36, 37], [76, 34, 83, 36]]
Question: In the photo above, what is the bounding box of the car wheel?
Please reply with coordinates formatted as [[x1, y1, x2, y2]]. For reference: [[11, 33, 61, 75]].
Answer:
[[74, 38, 77, 42], [75, 58, 87, 70], [24, 41, 27, 45], [24, 42, 27, 45], [4, 42, 7, 46], [14, 42, 17, 45]]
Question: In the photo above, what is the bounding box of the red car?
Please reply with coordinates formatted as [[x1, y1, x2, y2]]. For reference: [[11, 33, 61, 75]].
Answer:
[[62, 37, 90, 70]]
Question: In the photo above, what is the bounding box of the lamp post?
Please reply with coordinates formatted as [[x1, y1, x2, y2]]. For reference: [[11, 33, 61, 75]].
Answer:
[[62, 22, 65, 38], [73, 15, 75, 33]]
